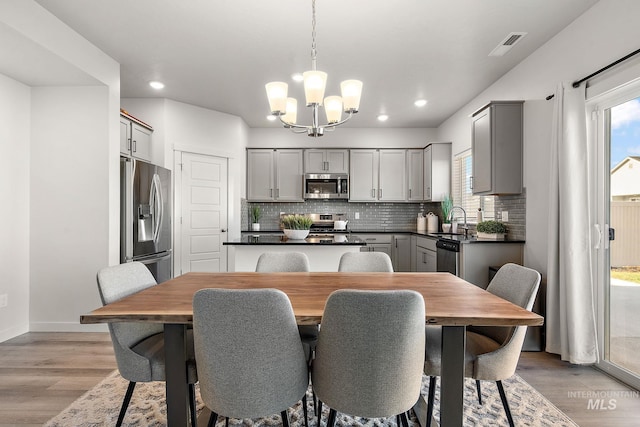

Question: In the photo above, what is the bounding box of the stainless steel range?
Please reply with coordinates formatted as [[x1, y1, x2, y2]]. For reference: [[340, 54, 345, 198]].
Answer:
[[280, 213, 348, 234]]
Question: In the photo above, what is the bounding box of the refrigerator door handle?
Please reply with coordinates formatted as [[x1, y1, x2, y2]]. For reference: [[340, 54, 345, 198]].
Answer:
[[124, 159, 135, 261], [151, 173, 163, 243]]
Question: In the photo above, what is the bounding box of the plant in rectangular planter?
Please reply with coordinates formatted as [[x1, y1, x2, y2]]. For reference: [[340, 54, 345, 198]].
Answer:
[[476, 220, 507, 240]]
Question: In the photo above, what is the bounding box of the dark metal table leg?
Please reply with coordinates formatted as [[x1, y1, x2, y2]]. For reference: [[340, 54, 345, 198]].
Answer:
[[165, 323, 189, 426], [440, 326, 465, 427]]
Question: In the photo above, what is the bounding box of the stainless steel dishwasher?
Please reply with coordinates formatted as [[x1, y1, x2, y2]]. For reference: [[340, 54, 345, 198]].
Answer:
[[436, 239, 461, 276]]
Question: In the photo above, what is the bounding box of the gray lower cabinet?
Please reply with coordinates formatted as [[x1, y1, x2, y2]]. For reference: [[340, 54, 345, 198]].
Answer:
[[415, 236, 437, 272], [356, 234, 392, 257], [459, 242, 523, 289], [392, 234, 411, 272]]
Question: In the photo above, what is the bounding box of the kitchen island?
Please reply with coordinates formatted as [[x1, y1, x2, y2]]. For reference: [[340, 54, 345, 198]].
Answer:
[[224, 233, 366, 272]]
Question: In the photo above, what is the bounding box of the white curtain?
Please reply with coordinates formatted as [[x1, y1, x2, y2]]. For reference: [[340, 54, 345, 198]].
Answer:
[[546, 82, 599, 364]]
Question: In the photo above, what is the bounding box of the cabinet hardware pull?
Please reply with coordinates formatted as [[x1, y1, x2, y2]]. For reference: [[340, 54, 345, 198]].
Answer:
[[372, 189, 375, 198], [409, 189, 412, 198], [469, 176, 473, 190], [270, 188, 273, 197], [379, 188, 382, 199], [127, 138, 132, 151], [133, 140, 137, 152]]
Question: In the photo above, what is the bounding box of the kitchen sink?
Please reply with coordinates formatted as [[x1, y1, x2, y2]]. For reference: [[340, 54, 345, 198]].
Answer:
[[428, 232, 464, 236]]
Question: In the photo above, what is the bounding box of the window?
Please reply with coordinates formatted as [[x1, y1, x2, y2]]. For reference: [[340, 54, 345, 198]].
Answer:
[[452, 149, 494, 222]]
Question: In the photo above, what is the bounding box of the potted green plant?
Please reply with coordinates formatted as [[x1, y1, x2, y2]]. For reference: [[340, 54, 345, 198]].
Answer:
[[476, 220, 508, 240], [250, 206, 261, 231], [440, 194, 453, 232], [281, 214, 313, 239]]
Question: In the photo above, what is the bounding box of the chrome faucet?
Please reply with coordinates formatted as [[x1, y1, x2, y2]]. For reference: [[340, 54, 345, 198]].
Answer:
[[449, 206, 467, 236]]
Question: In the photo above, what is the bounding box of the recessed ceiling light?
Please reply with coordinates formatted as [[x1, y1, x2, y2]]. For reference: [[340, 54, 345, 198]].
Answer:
[[267, 115, 277, 121], [414, 99, 428, 107], [377, 114, 389, 122], [291, 73, 304, 82], [149, 81, 165, 89]]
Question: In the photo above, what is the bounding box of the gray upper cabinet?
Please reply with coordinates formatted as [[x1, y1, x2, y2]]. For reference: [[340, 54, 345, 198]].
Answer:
[[349, 149, 379, 201], [120, 113, 152, 162], [471, 101, 523, 195], [350, 149, 407, 202], [379, 150, 407, 201], [407, 149, 424, 201], [247, 149, 303, 202], [304, 149, 349, 174], [423, 142, 451, 202]]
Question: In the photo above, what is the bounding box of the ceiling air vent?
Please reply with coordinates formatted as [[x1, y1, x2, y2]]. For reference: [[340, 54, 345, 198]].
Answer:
[[489, 32, 527, 57]]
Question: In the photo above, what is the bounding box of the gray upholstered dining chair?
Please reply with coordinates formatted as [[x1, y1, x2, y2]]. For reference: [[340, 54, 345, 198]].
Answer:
[[256, 251, 311, 272], [96, 262, 198, 427], [192, 288, 310, 427], [423, 263, 541, 427], [256, 252, 318, 352], [337, 251, 394, 272], [312, 289, 425, 427]]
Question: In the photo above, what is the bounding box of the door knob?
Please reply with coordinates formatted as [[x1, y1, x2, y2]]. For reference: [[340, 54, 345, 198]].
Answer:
[[221, 229, 227, 232]]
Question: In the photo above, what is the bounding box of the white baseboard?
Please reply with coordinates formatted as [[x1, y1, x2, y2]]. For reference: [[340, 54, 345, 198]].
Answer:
[[29, 322, 108, 333], [0, 324, 29, 343]]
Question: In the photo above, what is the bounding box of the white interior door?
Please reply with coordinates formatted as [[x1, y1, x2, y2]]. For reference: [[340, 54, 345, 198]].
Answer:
[[178, 152, 228, 274]]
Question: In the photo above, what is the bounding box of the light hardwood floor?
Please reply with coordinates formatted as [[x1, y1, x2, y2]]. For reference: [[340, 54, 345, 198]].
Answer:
[[1, 332, 639, 426]]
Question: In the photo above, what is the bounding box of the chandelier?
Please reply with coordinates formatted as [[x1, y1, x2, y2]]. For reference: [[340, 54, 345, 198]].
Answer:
[[265, 0, 363, 137]]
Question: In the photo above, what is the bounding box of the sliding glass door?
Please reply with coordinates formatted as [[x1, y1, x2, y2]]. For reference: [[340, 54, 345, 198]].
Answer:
[[593, 84, 640, 389]]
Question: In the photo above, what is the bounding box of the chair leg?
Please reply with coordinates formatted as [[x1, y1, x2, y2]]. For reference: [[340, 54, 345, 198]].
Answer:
[[425, 376, 436, 427], [116, 381, 136, 427], [476, 380, 483, 405], [281, 410, 290, 427], [302, 395, 309, 427], [317, 400, 323, 420], [496, 380, 515, 427], [401, 412, 410, 427], [327, 408, 337, 427], [396, 415, 401, 426], [189, 383, 197, 427], [207, 412, 218, 427]]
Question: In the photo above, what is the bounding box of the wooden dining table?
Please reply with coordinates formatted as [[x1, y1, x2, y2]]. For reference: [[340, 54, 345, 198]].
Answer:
[[81, 271, 543, 427]]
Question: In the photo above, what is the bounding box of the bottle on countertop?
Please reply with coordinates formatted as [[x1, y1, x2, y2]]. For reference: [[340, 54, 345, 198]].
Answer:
[[477, 208, 483, 223]]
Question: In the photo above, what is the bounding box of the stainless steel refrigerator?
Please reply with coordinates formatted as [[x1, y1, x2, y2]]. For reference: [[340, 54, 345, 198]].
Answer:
[[120, 157, 172, 282]]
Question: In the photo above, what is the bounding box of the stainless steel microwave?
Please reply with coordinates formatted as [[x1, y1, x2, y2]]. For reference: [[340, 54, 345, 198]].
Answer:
[[304, 173, 349, 199]]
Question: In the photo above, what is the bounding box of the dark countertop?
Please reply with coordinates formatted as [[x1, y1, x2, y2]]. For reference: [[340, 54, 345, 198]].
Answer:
[[234, 230, 525, 245], [225, 233, 366, 246]]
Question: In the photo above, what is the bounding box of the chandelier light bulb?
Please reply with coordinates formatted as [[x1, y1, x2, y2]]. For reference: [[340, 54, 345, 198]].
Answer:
[[303, 71, 328, 105], [340, 80, 363, 112], [282, 98, 298, 125], [265, 82, 288, 114], [324, 96, 343, 124]]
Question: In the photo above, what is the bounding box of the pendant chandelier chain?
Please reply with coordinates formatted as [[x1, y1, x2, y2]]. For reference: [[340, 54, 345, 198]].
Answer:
[[310, 0, 317, 71], [264, 0, 362, 137]]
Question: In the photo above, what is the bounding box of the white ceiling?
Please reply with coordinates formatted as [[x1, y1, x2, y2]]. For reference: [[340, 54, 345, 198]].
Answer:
[[34, 0, 598, 128]]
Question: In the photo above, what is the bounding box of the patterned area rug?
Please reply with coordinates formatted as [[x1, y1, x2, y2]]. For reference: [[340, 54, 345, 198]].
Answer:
[[45, 371, 577, 426]]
